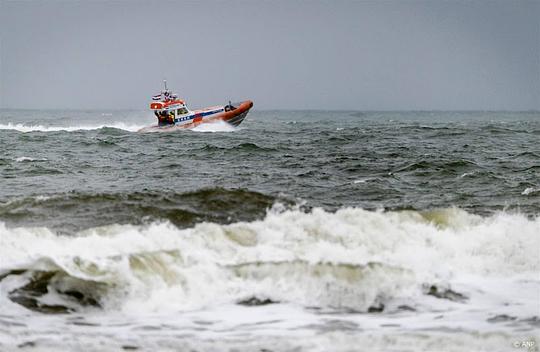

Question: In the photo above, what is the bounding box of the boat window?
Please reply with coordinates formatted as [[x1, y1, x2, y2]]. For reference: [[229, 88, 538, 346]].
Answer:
[[177, 107, 188, 115]]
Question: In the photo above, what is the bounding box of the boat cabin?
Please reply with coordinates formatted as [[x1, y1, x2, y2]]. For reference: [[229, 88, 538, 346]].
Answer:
[[150, 88, 190, 126]]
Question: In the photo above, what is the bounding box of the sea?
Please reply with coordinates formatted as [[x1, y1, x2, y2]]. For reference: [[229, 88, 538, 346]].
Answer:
[[0, 110, 538, 352]]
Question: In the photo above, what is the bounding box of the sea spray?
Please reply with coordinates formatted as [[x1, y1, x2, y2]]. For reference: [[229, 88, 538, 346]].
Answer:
[[0, 122, 143, 132]]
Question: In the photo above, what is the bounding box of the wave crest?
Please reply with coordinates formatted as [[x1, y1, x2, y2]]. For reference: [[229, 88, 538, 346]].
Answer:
[[0, 207, 538, 314], [0, 122, 143, 132]]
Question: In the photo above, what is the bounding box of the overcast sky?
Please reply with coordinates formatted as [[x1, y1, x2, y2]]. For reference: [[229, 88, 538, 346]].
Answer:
[[0, 0, 538, 110]]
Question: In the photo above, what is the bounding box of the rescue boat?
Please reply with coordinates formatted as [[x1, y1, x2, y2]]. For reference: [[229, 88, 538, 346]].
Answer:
[[138, 81, 253, 132]]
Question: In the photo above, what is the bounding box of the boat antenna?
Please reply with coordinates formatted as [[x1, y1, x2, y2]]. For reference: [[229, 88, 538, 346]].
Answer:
[[163, 79, 168, 91]]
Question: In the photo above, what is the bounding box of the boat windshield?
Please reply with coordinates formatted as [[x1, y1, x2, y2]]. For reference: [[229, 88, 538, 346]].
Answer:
[[177, 107, 189, 115]]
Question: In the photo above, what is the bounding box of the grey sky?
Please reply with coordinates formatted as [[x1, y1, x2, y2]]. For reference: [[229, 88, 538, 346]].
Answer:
[[1, 0, 539, 110]]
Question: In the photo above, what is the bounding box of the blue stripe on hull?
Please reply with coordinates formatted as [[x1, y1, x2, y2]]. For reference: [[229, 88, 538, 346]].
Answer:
[[173, 108, 224, 124]]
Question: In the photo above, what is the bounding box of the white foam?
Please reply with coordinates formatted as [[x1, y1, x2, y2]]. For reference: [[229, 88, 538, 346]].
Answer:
[[0, 318, 521, 352], [0, 207, 538, 315], [191, 120, 237, 133], [14, 156, 48, 162], [0, 208, 538, 351], [459, 171, 475, 178], [353, 178, 371, 184], [522, 187, 539, 196], [0, 122, 143, 132]]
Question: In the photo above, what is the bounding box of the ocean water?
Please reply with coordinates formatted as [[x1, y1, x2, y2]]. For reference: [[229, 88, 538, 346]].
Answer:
[[0, 110, 538, 351]]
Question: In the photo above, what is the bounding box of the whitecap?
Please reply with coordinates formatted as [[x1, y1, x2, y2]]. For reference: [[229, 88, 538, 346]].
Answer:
[[521, 187, 539, 196], [14, 156, 48, 162], [0, 122, 143, 133], [459, 172, 475, 178]]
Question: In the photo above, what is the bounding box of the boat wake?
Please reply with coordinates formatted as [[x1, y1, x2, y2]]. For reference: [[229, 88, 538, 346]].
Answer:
[[0, 121, 242, 133], [191, 120, 239, 133]]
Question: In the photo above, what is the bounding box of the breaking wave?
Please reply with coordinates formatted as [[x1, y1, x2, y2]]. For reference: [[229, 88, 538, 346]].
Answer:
[[0, 122, 144, 132], [522, 187, 540, 196], [1, 207, 538, 315], [14, 156, 48, 162]]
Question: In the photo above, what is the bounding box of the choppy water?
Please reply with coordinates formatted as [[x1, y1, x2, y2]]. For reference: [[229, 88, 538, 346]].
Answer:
[[0, 110, 539, 351]]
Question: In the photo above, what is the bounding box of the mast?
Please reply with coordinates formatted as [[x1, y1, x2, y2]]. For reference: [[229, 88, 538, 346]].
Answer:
[[163, 79, 168, 92]]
